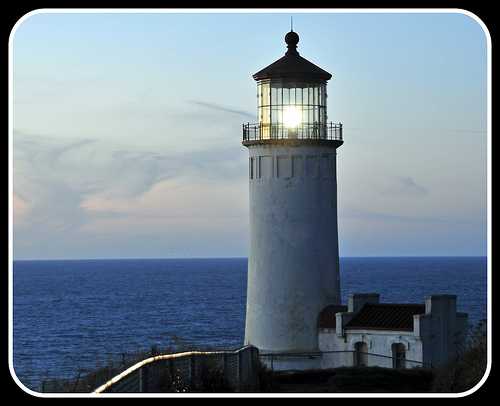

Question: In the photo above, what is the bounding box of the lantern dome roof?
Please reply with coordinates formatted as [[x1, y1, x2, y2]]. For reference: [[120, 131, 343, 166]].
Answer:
[[252, 31, 332, 82]]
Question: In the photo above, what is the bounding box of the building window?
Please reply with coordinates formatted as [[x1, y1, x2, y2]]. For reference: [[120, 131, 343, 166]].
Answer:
[[392, 343, 406, 369]]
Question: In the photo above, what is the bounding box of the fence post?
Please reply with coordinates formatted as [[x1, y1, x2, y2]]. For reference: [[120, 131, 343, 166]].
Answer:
[[236, 351, 242, 384], [139, 365, 149, 393], [189, 354, 196, 385], [168, 358, 174, 380]]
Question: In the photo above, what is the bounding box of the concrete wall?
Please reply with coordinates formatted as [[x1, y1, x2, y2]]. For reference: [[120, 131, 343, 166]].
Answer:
[[414, 295, 469, 368], [244, 142, 341, 352], [319, 330, 424, 368]]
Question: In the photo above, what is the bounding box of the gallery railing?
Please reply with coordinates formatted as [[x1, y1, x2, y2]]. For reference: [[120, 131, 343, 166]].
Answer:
[[243, 122, 342, 143]]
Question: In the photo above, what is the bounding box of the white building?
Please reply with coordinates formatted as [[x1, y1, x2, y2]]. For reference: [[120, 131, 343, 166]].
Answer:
[[319, 293, 468, 370], [242, 30, 468, 371]]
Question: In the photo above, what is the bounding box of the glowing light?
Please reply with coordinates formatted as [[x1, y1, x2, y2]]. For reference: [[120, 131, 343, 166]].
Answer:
[[283, 106, 302, 127]]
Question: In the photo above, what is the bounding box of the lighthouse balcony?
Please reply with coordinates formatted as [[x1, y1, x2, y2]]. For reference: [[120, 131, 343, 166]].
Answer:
[[243, 122, 342, 146]]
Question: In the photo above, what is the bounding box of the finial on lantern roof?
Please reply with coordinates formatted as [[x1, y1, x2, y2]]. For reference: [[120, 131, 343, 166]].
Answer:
[[285, 30, 299, 55]]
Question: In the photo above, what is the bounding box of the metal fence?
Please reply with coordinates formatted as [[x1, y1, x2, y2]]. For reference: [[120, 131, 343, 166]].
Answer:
[[259, 350, 433, 372], [92, 345, 259, 393], [40, 347, 432, 393]]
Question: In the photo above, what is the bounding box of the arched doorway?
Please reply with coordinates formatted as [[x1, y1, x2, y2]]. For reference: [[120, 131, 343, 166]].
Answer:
[[392, 343, 406, 368], [354, 341, 368, 366]]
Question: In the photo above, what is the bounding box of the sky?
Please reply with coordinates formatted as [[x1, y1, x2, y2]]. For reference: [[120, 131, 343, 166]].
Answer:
[[10, 10, 490, 260]]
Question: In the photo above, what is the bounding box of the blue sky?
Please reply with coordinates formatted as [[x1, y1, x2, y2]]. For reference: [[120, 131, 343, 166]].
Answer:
[[10, 10, 490, 259]]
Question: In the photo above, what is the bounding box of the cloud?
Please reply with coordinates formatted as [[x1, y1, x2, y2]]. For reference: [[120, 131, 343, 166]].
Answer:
[[340, 207, 484, 226], [15, 133, 177, 194], [340, 207, 431, 223], [12, 195, 30, 229], [190, 100, 254, 119], [12, 131, 249, 258], [380, 176, 429, 197], [13, 133, 180, 233]]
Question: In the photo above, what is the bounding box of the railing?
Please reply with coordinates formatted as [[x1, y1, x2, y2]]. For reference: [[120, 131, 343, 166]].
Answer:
[[243, 122, 342, 143], [91, 345, 259, 393], [259, 350, 433, 372]]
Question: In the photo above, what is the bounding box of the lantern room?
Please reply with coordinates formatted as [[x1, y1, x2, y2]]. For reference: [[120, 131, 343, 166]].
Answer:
[[243, 30, 342, 146]]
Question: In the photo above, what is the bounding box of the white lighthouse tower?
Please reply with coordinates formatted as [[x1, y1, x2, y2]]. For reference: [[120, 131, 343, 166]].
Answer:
[[243, 30, 343, 354]]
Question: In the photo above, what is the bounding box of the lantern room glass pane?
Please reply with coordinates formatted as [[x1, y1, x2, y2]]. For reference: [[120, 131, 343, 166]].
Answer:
[[271, 86, 279, 106], [261, 83, 270, 106], [283, 87, 290, 106], [296, 87, 303, 105], [257, 82, 271, 125]]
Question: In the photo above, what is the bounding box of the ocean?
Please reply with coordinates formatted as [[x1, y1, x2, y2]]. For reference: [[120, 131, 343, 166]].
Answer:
[[12, 256, 487, 390]]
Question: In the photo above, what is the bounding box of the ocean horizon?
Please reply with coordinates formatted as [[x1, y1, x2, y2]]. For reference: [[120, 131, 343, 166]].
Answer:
[[12, 254, 487, 261]]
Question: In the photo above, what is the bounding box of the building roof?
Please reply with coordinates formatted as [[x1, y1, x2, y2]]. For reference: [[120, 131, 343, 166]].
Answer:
[[344, 303, 426, 331], [318, 305, 349, 329], [252, 31, 332, 82]]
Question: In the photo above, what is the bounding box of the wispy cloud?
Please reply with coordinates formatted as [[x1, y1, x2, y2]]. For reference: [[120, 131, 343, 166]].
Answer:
[[380, 176, 429, 197], [341, 207, 431, 223], [190, 100, 254, 119], [12, 131, 249, 258], [14, 133, 179, 199], [13, 133, 179, 234], [340, 207, 484, 225]]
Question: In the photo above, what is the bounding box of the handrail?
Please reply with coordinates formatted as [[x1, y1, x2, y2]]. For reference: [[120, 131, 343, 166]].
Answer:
[[92, 351, 194, 393], [92, 345, 257, 394]]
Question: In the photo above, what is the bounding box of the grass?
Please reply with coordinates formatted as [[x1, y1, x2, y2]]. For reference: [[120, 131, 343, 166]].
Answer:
[[276, 367, 434, 393]]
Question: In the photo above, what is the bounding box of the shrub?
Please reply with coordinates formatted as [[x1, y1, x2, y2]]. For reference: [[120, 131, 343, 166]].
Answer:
[[432, 319, 488, 393]]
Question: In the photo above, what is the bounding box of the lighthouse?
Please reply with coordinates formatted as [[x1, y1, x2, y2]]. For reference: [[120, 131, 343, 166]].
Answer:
[[243, 30, 343, 353]]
